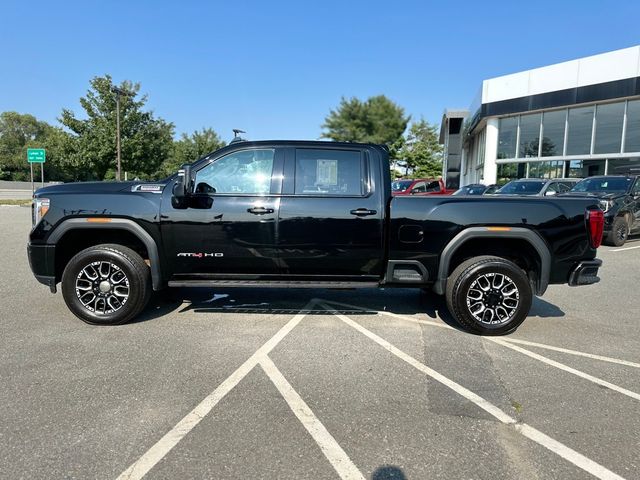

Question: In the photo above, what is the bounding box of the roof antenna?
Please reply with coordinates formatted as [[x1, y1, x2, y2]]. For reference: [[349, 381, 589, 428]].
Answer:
[[231, 129, 246, 143]]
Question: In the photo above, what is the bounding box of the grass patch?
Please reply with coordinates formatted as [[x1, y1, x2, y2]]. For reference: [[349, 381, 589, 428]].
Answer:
[[511, 400, 523, 413], [0, 199, 31, 206]]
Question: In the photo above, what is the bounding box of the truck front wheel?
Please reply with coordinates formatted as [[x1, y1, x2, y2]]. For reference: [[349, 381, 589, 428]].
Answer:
[[61, 244, 151, 325], [445, 256, 532, 335]]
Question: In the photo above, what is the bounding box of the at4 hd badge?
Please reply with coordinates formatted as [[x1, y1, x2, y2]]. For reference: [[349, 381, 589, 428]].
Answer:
[[177, 252, 224, 258]]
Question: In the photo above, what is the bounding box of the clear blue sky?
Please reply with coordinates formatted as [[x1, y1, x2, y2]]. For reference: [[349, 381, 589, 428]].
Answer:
[[1, 0, 639, 143]]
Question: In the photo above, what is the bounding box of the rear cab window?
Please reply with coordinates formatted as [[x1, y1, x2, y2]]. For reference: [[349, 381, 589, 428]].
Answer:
[[294, 149, 366, 196]]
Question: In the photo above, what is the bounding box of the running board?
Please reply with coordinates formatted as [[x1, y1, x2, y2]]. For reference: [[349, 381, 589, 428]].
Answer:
[[167, 280, 380, 289]]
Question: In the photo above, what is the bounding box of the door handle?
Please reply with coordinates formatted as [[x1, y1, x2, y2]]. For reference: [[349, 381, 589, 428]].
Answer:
[[350, 208, 377, 217], [247, 206, 274, 215]]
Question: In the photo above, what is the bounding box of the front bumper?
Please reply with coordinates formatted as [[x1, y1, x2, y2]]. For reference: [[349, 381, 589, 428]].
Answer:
[[27, 243, 57, 293], [568, 259, 602, 287]]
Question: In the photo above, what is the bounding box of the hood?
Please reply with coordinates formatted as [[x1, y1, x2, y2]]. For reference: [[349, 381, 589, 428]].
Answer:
[[559, 191, 623, 200], [34, 180, 168, 196]]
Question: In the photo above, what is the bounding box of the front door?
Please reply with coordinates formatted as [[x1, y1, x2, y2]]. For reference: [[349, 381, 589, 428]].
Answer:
[[160, 147, 282, 278], [277, 147, 385, 278]]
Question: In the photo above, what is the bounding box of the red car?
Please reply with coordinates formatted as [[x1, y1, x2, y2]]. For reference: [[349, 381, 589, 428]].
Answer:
[[391, 178, 454, 196]]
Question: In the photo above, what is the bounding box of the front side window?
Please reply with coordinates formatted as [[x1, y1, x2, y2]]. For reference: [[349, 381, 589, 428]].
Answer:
[[194, 149, 274, 195], [295, 149, 363, 196]]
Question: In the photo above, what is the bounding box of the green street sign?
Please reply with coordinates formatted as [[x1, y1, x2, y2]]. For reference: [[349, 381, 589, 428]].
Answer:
[[27, 148, 46, 163]]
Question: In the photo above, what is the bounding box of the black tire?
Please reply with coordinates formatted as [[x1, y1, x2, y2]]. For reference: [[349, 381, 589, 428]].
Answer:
[[61, 244, 151, 325], [445, 256, 533, 335], [604, 217, 629, 247]]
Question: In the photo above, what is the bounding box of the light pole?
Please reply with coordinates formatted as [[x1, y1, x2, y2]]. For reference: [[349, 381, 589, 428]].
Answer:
[[110, 86, 134, 181]]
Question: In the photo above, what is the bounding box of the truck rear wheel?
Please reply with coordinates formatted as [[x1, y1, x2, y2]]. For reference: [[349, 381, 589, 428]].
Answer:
[[61, 244, 151, 325], [445, 256, 532, 335]]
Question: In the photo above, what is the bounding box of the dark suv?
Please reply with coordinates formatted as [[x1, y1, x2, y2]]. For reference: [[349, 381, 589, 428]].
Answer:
[[565, 175, 640, 246]]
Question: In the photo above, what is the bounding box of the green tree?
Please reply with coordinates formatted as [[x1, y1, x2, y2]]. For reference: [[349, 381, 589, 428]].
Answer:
[[397, 119, 443, 178], [321, 95, 409, 148], [0, 111, 73, 181], [157, 128, 226, 177], [59, 75, 174, 180]]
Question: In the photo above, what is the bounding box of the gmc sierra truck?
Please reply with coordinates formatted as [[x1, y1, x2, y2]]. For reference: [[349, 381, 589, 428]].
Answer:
[[28, 140, 605, 335]]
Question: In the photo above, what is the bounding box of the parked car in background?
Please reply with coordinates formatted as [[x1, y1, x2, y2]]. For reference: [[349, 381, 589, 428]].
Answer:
[[494, 178, 580, 197], [562, 175, 640, 246], [452, 183, 500, 196], [391, 178, 453, 196]]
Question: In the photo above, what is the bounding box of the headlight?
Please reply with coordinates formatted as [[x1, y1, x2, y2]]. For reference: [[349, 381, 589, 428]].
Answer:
[[598, 199, 613, 212], [32, 198, 50, 226]]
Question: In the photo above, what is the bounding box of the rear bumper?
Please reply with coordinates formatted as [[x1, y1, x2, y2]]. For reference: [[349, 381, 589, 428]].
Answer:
[[568, 259, 602, 286], [27, 243, 57, 292]]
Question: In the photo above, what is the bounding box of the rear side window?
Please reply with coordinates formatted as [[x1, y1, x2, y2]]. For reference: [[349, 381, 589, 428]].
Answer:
[[295, 149, 364, 196]]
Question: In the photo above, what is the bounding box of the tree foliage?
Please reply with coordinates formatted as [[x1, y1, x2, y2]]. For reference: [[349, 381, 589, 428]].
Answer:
[[321, 95, 409, 148], [396, 119, 443, 178], [157, 128, 226, 177], [0, 112, 72, 181], [59, 75, 175, 180]]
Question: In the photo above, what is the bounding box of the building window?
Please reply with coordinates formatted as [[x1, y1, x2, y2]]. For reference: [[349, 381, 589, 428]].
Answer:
[[541, 110, 566, 157], [566, 106, 594, 155], [497, 117, 517, 159], [497, 162, 527, 183], [594, 102, 625, 154], [566, 159, 605, 178], [518, 113, 541, 158], [528, 160, 564, 179], [625, 100, 640, 153], [608, 157, 640, 175]]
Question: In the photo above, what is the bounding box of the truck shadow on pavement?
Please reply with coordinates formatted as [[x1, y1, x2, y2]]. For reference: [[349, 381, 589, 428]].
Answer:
[[135, 287, 565, 333]]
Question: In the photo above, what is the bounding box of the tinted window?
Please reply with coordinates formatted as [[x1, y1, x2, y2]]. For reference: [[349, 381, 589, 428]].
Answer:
[[411, 182, 426, 193], [571, 177, 632, 193], [498, 117, 517, 159], [391, 180, 413, 192], [497, 180, 546, 195], [518, 113, 541, 158], [541, 110, 565, 157], [625, 100, 640, 153], [425, 181, 441, 192], [566, 106, 594, 155], [594, 102, 624, 154], [194, 149, 274, 195], [295, 149, 363, 196]]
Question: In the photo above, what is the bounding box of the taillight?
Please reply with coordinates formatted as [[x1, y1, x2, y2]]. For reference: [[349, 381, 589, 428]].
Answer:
[[586, 208, 604, 249]]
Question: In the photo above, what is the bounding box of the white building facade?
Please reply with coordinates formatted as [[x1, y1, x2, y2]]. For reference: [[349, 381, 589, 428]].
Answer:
[[444, 45, 640, 187]]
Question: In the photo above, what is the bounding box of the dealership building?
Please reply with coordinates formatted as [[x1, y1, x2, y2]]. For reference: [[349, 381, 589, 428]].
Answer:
[[440, 45, 640, 188]]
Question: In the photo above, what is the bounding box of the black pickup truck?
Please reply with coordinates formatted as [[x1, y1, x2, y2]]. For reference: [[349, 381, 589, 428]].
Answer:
[[28, 140, 604, 335]]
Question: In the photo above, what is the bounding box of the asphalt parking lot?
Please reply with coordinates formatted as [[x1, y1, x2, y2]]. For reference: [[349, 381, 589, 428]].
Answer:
[[1, 206, 639, 480]]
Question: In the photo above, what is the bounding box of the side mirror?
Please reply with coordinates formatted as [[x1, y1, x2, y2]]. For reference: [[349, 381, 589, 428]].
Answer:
[[173, 164, 192, 199], [171, 164, 192, 209]]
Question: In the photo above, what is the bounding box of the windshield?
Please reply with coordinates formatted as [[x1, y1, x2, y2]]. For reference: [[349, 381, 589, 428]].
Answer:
[[570, 177, 632, 194], [391, 180, 414, 192], [496, 180, 546, 195]]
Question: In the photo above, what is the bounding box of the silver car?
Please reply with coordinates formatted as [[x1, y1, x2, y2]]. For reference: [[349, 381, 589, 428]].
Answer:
[[495, 178, 581, 196]]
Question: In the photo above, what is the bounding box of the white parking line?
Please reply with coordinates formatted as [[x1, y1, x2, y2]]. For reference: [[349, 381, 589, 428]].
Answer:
[[116, 299, 318, 480], [489, 338, 640, 401], [324, 299, 640, 369], [259, 356, 365, 480], [610, 245, 640, 252], [320, 303, 626, 480], [495, 338, 640, 369]]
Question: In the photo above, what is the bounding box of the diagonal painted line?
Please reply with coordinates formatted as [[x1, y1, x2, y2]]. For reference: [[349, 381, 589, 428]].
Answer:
[[322, 299, 640, 369], [488, 338, 640, 401], [116, 299, 319, 480], [610, 245, 640, 252], [495, 338, 640, 369], [319, 302, 626, 480], [259, 356, 365, 480]]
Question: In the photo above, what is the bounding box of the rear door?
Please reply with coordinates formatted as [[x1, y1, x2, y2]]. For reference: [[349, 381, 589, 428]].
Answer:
[[277, 147, 385, 278]]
